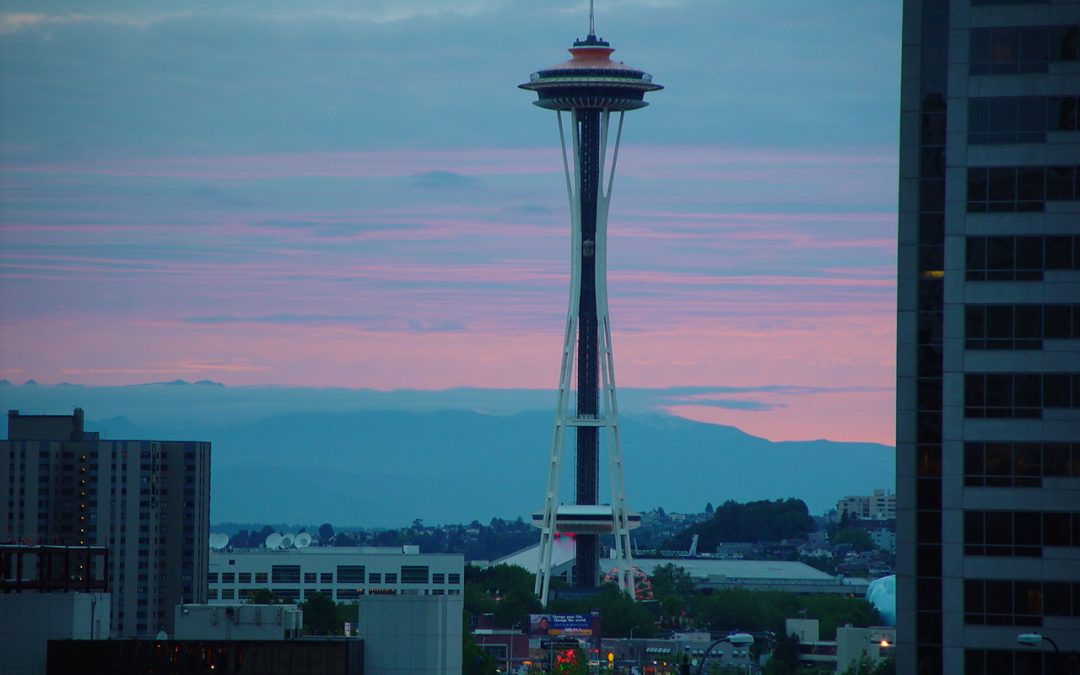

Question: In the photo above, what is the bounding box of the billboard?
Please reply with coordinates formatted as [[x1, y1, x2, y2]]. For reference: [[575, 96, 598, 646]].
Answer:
[[528, 613, 594, 637]]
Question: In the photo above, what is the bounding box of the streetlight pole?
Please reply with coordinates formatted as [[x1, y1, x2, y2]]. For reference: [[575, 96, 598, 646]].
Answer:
[[1017, 633, 1071, 675], [696, 633, 754, 675]]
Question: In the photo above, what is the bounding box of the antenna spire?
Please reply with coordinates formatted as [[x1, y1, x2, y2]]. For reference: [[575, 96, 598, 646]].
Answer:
[[588, 0, 595, 36]]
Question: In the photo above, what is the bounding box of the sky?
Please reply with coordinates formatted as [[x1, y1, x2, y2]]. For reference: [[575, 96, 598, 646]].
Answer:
[[0, 0, 902, 445]]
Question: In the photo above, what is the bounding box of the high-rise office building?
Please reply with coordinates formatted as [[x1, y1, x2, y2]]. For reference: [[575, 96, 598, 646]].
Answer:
[[896, 2, 1080, 673], [1, 409, 210, 637]]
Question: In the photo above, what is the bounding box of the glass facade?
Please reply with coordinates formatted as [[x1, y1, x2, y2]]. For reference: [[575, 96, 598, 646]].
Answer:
[[899, 2, 1079, 672]]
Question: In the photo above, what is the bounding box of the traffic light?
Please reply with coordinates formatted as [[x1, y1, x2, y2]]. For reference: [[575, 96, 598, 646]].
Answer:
[[607, 651, 615, 665]]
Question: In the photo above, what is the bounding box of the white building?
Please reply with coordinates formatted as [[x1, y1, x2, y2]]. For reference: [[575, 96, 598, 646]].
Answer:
[[836, 489, 896, 521], [208, 546, 464, 604]]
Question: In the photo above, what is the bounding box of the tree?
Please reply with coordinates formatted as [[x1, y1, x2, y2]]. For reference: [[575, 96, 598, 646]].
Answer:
[[705, 502, 715, 516], [832, 527, 875, 552], [464, 563, 540, 628], [463, 625, 498, 675], [762, 631, 800, 675], [840, 654, 895, 675], [651, 563, 695, 627], [301, 591, 342, 635], [665, 499, 814, 550], [318, 523, 334, 544], [248, 588, 277, 604]]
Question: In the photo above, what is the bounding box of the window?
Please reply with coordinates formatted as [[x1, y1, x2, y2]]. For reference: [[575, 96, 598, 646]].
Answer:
[[336, 566, 365, 584], [400, 566, 429, 584], [967, 166, 1080, 212], [970, 26, 1080, 75], [966, 649, 1049, 675], [207, 573, 218, 584], [368, 572, 382, 584], [966, 442, 1080, 487], [238, 573, 251, 584], [221, 573, 235, 584], [304, 573, 316, 584], [432, 573, 445, 584], [965, 373, 1080, 418], [967, 235, 1080, 281], [271, 565, 300, 584], [221, 588, 235, 600], [966, 304, 1080, 350], [384, 573, 397, 584], [320, 572, 333, 584], [963, 579, 1080, 625], [968, 96, 1053, 144], [965, 510, 1080, 555], [337, 589, 361, 600]]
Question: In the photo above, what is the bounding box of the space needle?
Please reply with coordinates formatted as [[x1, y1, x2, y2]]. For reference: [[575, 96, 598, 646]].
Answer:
[[520, 2, 661, 604]]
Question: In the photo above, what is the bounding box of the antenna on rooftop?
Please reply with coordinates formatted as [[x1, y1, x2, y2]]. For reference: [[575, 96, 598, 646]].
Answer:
[[209, 533, 229, 550], [588, 0, 595, 36]]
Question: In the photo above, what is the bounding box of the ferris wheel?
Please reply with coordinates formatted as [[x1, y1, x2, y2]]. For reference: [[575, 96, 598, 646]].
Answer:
[[603, 565, 654, 601]]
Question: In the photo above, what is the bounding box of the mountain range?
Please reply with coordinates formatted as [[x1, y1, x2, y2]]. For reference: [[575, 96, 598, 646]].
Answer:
[[0, 382, 894, 526]]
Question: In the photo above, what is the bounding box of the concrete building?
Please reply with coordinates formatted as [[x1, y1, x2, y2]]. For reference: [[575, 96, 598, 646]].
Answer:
[[208, 547, 464, 604], [0, 591, 110, 675], [896, 2, 1080, 674], [173, 603, 303, 640], [837, 489, 897, 521], [355, 594, 462, 675], [785, 618, 896, 673], [1, 409, 211, 637], [0, 545, 111, 674]]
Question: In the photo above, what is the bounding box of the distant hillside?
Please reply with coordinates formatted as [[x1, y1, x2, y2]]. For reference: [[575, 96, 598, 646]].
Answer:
[[663, 498, 815, 550], [0, 385, 894, 526]]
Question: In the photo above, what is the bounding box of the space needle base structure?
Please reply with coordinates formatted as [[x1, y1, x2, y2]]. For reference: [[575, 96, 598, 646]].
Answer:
[[520, 9, 661, 606]]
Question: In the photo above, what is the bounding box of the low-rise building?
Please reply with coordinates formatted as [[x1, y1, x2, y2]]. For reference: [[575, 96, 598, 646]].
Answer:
[[173, 603, 303, 640], [785, 618, 895, 673], [208, 546, 464, 604], [355, 594, 462, 675]]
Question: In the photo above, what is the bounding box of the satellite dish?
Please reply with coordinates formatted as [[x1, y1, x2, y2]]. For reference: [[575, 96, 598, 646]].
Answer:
[[295, 532, 312, 548], [280, 533, 294, 549], [209, 533, 229, 550], [265, 533, 283, 550]]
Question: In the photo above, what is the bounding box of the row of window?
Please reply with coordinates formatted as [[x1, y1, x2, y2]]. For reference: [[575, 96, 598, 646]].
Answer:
[[969, 96, 1080, 144], [965, 373, 1080, 418], [964, 509, 1080, 556], [966, 304, 1080, 349], [965, 579, 1080, 626], [965, 650, 1052, 675], [967, 235, 1080, 281], [966, 442, 1080, 487], [967, 165, 1080, 212], [209, 568, 461, 586], [207, 587, 461, 601], [970, 25, 1080, 75]]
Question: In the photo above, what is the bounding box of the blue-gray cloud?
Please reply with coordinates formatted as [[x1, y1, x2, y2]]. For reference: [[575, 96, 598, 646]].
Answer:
[[0, 0, 899, 160]]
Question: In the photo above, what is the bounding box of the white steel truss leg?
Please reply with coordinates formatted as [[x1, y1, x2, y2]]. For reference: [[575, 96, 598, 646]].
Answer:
[[535, 108, 635, 604]]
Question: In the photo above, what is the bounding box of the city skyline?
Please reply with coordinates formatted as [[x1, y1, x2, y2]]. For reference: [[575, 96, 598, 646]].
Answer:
[[0, 1, 901, 444]]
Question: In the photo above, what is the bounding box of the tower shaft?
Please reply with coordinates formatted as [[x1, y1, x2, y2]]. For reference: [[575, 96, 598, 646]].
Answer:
[[574, 108, 601, 589]]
